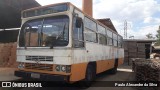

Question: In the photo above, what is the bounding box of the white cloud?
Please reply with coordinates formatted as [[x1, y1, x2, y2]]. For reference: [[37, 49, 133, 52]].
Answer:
[[93, 0, 160, 38], [144, 17, 153, 23], [93, 0, 160, 20], [35, 0, 160, 39], [114, 20, 159, 39], [155, 18, 160, 23], [128, 25, 159, 39], [144, 17, 160, 24]]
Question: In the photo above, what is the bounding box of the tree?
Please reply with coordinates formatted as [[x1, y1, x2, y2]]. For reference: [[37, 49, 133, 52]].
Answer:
[[155, 26, 160, 45], [146, 33, 154, 39]]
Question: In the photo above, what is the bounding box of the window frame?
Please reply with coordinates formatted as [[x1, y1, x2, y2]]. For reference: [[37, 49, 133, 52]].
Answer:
[[106, 29, 113, 46], [84, 29, 98, 43], [84, 17, 97, 32], [98, 33, 107, 45], [19, 15, 70, 47], [113, 33, 118, 47], [72, 16, 85, 48], [97, 24, 106, 34], [84, 16, 98, 43], [118, 35, 123, 48]]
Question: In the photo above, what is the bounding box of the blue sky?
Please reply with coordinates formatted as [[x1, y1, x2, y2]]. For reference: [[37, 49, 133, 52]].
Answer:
[[36, 0, 160, 39]]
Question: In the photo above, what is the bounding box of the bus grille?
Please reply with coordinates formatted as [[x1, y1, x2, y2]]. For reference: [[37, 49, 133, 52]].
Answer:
[[25, 63, 53, 71], [26, 56, 53, 62]]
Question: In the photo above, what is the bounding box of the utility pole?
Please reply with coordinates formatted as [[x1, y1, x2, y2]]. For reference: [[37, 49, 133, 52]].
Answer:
[[124, 20, 128, 39]]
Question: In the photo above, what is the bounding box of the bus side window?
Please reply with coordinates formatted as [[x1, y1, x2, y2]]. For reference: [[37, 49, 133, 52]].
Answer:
[[73, 17, 84, 48], [99, 34, 107, 45]]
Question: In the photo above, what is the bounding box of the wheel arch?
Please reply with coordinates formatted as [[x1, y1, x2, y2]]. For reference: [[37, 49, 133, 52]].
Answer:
[[86, 61, 97, 77], [115, 58, 118, 68]]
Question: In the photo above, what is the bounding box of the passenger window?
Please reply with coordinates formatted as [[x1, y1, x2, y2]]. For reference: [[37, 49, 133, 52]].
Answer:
[[84, 17, 97, 31], [108, 38, 113, 45], [107, 30, 113, 46], [118, 36, 123, 48], [113, 40, 118, 46], [98, 25, 106, 34], [85, 29, 97, 43], [99, 34, 107, 45]]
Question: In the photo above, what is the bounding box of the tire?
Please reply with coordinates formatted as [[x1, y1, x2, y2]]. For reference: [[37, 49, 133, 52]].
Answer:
[[110, 67, 117, 74], [79, 65, 95, 88], [110, 59, 118, 74]]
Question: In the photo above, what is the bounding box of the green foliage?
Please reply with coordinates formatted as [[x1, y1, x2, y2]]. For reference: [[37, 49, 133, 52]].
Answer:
[[146, 33, 154, 39], [155, 26, 160, 46]]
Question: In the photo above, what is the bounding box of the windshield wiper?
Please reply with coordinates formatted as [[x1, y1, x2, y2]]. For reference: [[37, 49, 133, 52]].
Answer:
[[50, 23, 66, 49]]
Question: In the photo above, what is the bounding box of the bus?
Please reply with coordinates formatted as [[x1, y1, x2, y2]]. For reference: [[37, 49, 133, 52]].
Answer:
[[15, 2, 124, 86]]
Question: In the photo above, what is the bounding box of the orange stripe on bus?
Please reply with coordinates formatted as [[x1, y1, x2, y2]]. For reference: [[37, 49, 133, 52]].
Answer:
[[96, 59, 115, 74], [17, 58, 124, 82], [18, 68, 70, 75], [70, 62, 88, 82]]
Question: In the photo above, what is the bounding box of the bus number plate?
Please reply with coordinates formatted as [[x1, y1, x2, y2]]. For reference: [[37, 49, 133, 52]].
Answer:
[[31, 73, 40, 78]]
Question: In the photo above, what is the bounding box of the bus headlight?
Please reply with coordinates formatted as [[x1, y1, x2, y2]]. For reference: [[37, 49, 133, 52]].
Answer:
[[55, 65, 71, 73], [61, 65, 66, 72], [18, 63, 25, 69], [55, 65, 60, 71]]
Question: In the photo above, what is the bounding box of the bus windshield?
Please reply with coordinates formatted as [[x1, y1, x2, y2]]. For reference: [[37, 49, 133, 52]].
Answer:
[[19, 15, 69, 47]]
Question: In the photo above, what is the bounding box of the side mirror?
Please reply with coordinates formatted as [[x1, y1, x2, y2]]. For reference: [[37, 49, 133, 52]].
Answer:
[[76, 17, 82, 28]]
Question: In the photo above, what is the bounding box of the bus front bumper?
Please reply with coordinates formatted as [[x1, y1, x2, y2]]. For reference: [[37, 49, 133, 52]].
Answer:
[[14, 70, 69, 81]]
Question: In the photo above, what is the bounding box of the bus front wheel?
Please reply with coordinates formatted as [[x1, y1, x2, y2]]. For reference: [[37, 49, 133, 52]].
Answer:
[[80, 65, 95, 87]]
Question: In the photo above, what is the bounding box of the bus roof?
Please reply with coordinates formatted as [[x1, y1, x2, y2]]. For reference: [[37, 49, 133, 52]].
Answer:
[[22, 2, 71, 12], [22, 2, 122, 37]]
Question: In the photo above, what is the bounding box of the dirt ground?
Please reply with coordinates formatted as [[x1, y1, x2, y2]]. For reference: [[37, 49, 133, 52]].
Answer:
[[0, 64, 138, 90], [0, 68, 20, 81]]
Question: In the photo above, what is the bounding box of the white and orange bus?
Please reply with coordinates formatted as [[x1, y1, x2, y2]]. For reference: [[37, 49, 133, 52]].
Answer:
[[15, 2, 124, 86]]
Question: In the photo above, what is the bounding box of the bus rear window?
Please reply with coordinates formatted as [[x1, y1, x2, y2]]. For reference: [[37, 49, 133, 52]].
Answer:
[[23, 4, 69, 18]]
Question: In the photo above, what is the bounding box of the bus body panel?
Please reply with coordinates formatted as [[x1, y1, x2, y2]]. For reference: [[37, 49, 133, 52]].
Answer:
[[118, 48, 124, 66], [70, 62, 88, 81], [17, 48, 72, 65]]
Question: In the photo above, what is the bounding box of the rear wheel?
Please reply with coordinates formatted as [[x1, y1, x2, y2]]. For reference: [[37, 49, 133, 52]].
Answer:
[[110, 59, 118, 74], [110, 67, 117, 74]]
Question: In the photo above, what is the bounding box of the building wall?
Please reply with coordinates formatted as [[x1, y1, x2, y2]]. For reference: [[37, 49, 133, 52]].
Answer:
[[124, 40, 153, 65]]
